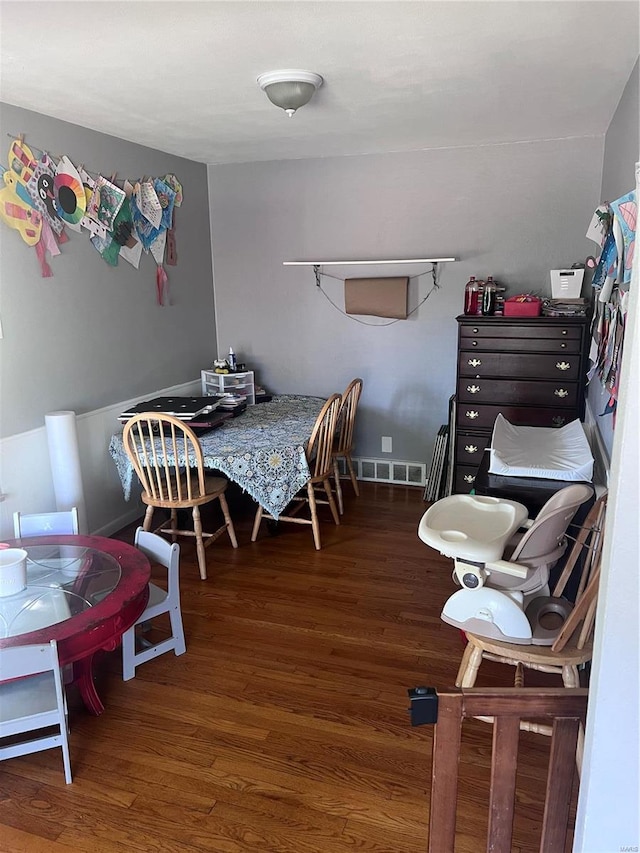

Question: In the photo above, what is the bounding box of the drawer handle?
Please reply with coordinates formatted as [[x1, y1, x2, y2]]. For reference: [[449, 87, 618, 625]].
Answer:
[[471, 341, 478, 347], [560, 343, 567, 348], [467, 358, 482, 367], [463, 474, 476, 484], [464, 444, 479, 454], [554, 388, 569, 398], [562, 330, 568, 335], [472, 328, 479, 334], [465, 410, 479, 419], [466, 385, 481, 394], [553, 416, 567, 426], [556, 361, 571, 371]]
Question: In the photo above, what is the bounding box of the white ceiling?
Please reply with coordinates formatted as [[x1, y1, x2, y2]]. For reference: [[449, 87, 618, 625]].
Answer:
[[1, 1, 638, 165]]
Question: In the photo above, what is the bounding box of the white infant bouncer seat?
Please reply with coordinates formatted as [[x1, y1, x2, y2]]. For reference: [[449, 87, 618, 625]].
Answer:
[[418, 484, 593, 644]]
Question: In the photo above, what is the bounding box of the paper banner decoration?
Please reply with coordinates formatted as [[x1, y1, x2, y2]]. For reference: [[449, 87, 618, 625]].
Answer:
[[0, 180, 43, 246], [585, 205, 611, 248], [34, 220, 62, 277], [120, 234, 143, 269], [156, 265, 169, 306], [137, 181, 162, 228], [26, 153, 64, 235], [166, 227, 177, 265], [609, 191, 636, 284], [6, 139, 39, 208], [54, 156, 86, 231], [150, 229, 166, 264], [86, 175, 125, 230], [163, 174, 183, 206], [154, 177, 175, 230]]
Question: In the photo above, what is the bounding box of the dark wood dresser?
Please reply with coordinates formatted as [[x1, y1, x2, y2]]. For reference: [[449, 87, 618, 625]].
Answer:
[[453, 314, 590, 493]]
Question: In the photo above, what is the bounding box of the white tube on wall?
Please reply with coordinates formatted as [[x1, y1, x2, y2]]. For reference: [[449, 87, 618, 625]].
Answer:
[[45, 411, 88, 534]]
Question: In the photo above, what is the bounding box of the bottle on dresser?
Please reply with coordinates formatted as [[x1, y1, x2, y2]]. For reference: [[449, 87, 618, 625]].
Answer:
[[482, 276, 497, 315], [463, 276, 479, 315]]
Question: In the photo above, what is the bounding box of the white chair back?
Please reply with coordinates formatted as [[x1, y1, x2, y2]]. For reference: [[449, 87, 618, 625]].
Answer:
[[121, 528, 186, 680], [0, 639, 72, 783], [13, 508, 79, 538]]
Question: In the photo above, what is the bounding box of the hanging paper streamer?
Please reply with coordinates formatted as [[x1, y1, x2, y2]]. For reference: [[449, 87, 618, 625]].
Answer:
[[166, 226, 177, 265], [54, 156, 86, 231], [26, 153, 64, 235], [35, 219, 62, 277], [156, 265, 169, 306], [150, 229, 166, 264]]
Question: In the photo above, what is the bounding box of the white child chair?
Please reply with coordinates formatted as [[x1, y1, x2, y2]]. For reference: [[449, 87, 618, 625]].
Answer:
[[13, 508, 79, 538], [121, 528, 186, 681], [0, 639, 72, 784]]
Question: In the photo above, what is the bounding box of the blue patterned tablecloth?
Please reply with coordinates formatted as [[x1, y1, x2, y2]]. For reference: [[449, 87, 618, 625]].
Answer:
[[109, 394, 326, 519]]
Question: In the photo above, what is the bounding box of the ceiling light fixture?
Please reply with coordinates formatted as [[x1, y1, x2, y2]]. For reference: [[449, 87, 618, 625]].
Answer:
[[257, 69, 323, 117]]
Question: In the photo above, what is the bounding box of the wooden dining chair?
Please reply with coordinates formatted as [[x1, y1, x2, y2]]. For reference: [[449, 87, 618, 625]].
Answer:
[[251, 394, 342, 550], [333, 378, 363, 515], [122, 413, 238, 580]]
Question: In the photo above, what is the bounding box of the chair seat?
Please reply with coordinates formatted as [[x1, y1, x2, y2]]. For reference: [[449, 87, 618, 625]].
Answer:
[[140, 475, 228, 509], [465, 630, 593, 667], [0, 671, 58, 730]]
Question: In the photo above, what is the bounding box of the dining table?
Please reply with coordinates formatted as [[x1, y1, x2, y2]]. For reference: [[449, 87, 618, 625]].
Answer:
[[0, 534, 150, 715], [109, 393, 326, 519]]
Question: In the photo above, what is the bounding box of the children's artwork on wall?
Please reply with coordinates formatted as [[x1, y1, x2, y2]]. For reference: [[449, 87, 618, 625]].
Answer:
[[54, 156, 86, 231], [136, 180, 162, 228], [0, 133, 181, 302], [609, 191, 636, 284], [26, 153, 65, 235], [163, 174, 183, 206], [0, 174, 43, 245], [86, 175, 126, 230]]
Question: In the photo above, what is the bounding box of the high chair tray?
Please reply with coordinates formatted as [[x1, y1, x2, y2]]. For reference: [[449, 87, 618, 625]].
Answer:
[[418, 494, 529, 563]]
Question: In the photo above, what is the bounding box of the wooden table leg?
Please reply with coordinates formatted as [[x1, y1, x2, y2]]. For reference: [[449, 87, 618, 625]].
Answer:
[[74, 654, 104, 716]]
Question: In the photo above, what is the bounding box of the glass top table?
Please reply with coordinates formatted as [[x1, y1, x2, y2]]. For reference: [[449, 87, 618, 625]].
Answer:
[[0, 535, 151, 715], [0, 544, 122, 639]]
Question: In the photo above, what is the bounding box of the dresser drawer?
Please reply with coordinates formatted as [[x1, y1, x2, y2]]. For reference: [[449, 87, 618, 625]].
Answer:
[[459, 322, 582, 341], [459, 335, 582, 354], [455, 433, 488, 467], [457, 378, 578, 408], [456, 403, 579, 430], [455, 466, 479, 493], [458, 351, 580, 380]]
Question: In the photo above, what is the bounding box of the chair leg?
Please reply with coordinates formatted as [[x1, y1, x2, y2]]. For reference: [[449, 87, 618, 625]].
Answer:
[[142, 505, 155, 532], [219, 493, 238, 548], [170, 605, 187, 656], [122, 626, 136, 681], [251, 505, 264, 542], [307, 483, 322, 550], [456, 641, 483, 687], [561, 664, 580, 689], [324, 478, 340, 526], [170, 509, 178, 543], [333, 457, 344, 515], [192, 506, 208, 580], [345, 453, 359, 497]]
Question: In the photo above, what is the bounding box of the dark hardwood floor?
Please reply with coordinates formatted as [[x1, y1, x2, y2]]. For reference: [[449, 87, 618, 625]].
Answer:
[[0, 483, 577, 852]]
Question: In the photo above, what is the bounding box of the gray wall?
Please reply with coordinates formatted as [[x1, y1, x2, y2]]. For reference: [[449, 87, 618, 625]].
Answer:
[[0, 103, 217, 438], [588, 59, 639, 458], [209, 137, 604, 463]]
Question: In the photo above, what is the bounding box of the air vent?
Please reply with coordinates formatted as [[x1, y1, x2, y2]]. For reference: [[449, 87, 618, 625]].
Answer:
[[346, 457, 426, 486]]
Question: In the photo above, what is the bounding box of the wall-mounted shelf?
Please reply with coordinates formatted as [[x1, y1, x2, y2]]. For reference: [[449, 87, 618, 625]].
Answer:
[[283, 258, 456, 266]]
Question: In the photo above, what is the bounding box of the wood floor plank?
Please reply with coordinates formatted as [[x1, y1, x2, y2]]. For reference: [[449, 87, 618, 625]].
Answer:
[[0, 484, 578, 852]]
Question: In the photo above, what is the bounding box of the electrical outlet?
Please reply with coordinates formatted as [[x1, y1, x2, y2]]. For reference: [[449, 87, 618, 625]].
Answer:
[[381, 436, 392, 453]]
